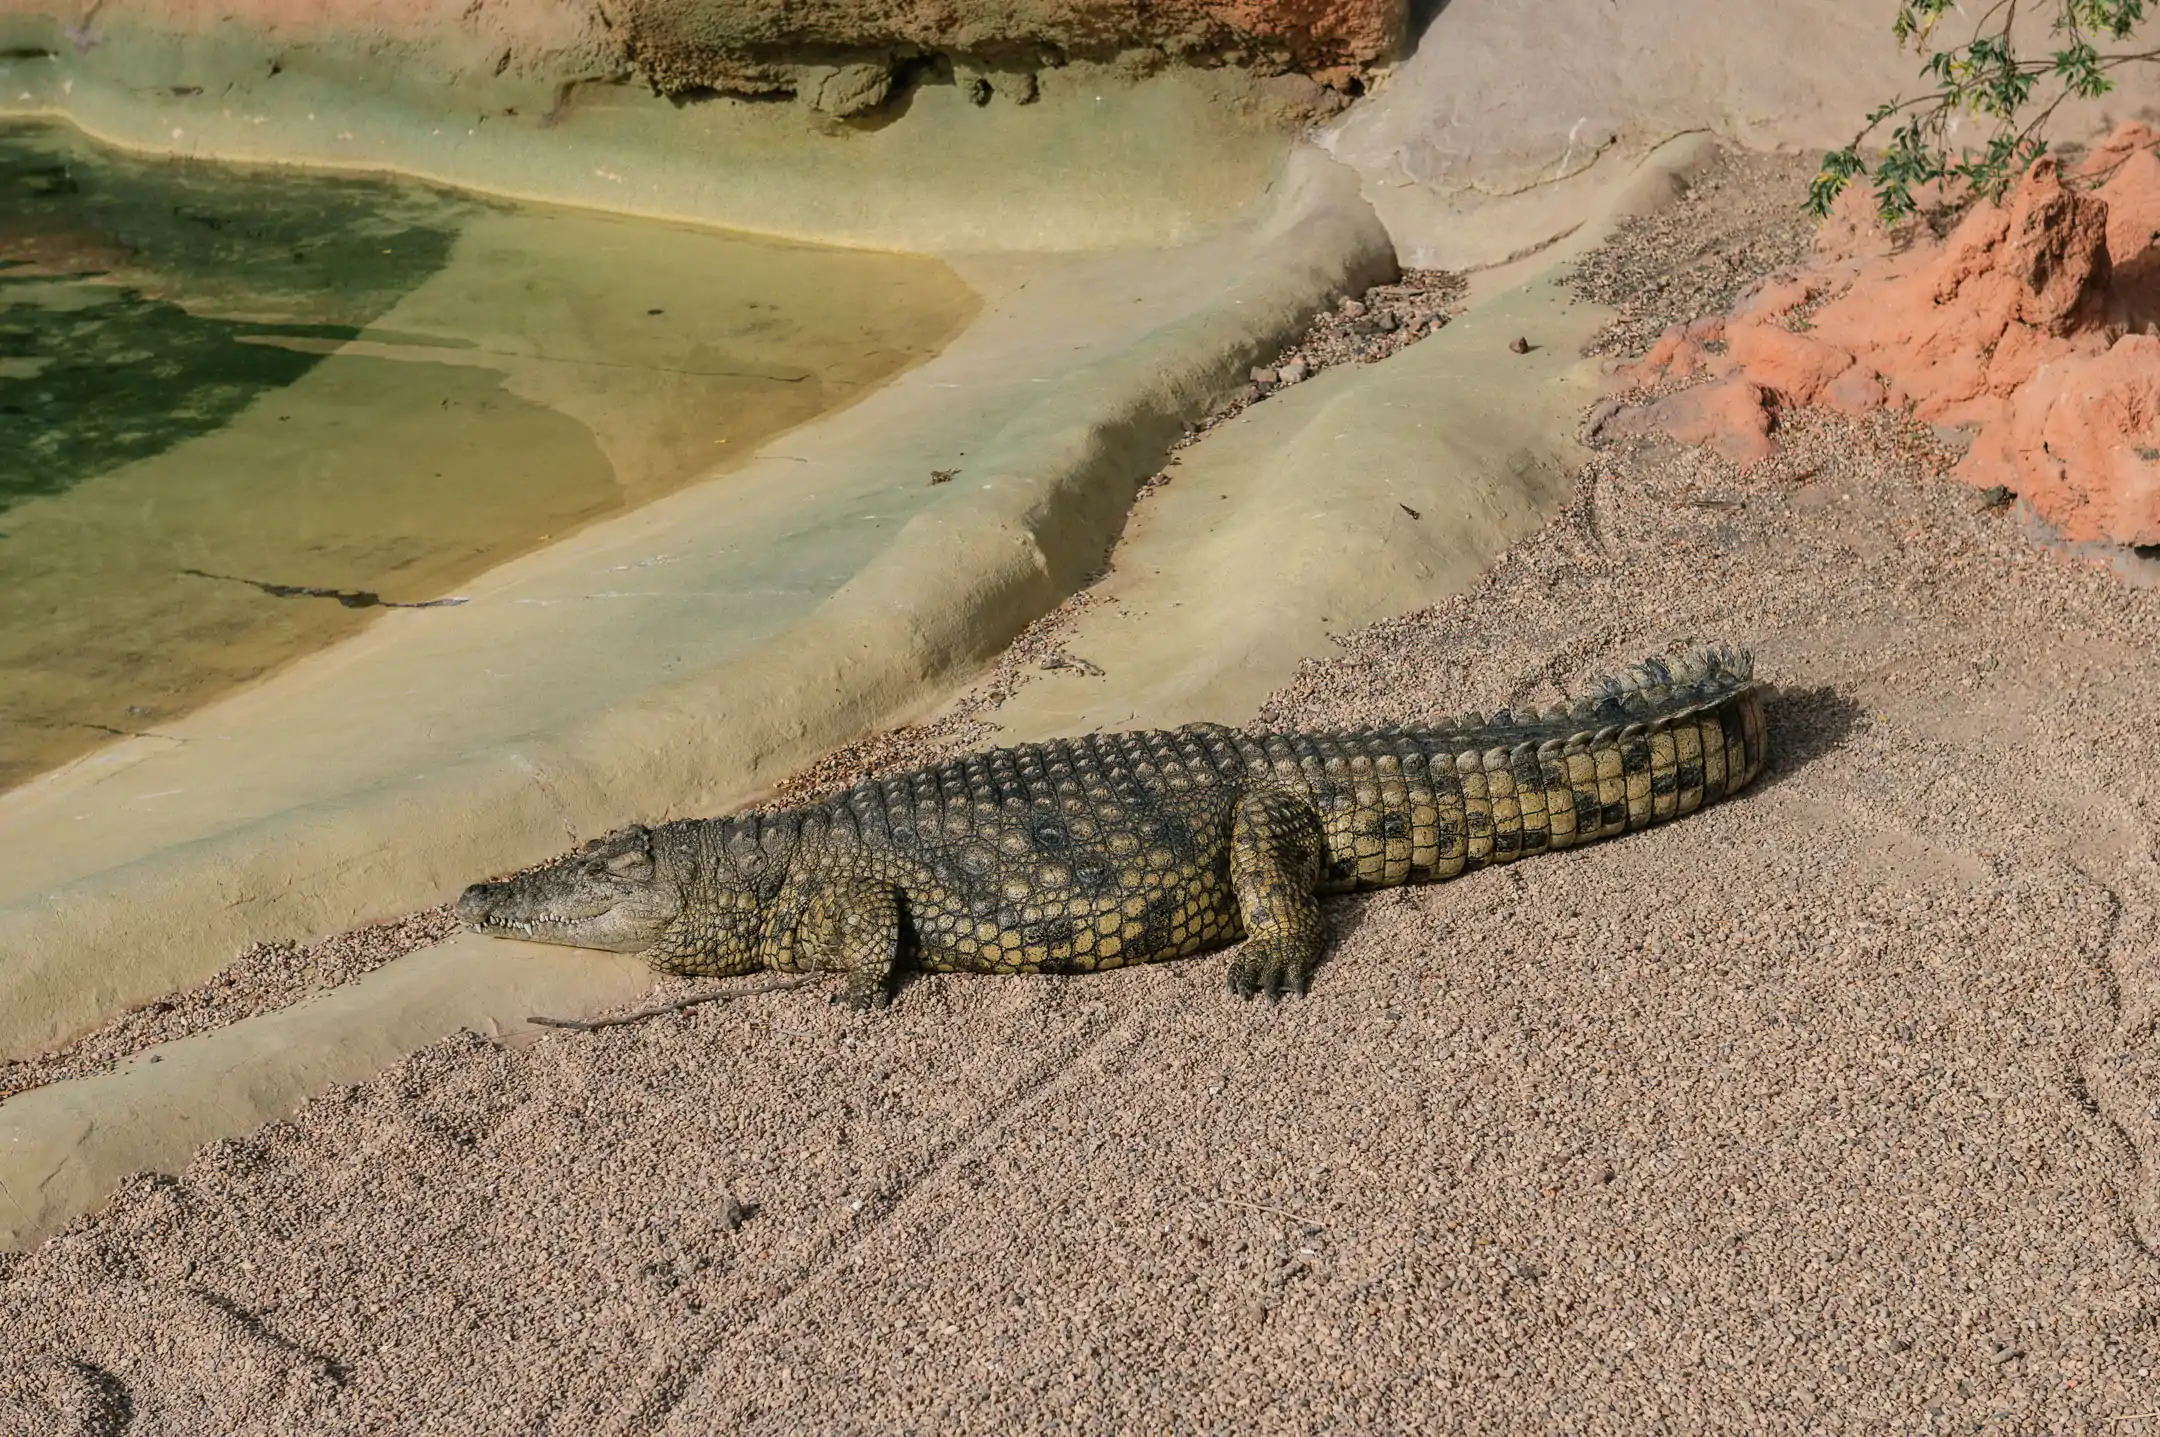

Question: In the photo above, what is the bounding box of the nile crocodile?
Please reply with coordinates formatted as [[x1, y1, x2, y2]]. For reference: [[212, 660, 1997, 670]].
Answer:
[[458, 646, 1766, 1006]]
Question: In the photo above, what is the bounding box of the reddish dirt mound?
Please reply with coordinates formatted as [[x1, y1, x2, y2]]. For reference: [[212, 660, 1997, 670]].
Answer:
[[1612, 124, 2160, 549]]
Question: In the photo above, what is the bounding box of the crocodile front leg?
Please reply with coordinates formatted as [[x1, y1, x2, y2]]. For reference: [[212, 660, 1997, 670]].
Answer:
[[797, 873, 902, 1010], [1225, 788, 1328, 1001]]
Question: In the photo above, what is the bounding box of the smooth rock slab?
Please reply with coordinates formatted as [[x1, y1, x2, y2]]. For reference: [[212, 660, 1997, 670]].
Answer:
[[0, 936, 652, 1251]]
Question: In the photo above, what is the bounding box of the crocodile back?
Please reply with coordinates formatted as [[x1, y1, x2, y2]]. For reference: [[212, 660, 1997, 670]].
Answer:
[[794, 724, 1254, 974]]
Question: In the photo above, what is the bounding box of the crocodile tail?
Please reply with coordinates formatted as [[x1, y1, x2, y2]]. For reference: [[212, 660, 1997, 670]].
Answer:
[[1550, 644, 1767, 800], [1563, 644, 1755, 726], [1370, 647, 1758, 739]]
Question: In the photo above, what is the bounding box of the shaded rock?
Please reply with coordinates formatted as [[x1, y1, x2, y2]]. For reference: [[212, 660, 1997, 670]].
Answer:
[[2003, 156, 2112, 335], [805, 61, 895, 117], [2084, 124, 2160, 262], [601, 0, 1408, 101], [1254, 71, 1352, 123], [2089, 136, 2160, 312]]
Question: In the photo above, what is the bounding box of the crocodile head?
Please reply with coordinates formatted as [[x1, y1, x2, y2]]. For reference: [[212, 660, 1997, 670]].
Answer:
[[457, 825, 683, 953]]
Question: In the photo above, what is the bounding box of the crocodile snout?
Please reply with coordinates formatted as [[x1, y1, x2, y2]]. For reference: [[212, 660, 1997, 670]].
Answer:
[[456, 882, 501, 924]]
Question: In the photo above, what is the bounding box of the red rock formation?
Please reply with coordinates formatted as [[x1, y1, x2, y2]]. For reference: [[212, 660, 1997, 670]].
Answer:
[[1638, 380, 1776, 465], [1967, 333, 2160, 545], [1614, 125, 2160, 549]]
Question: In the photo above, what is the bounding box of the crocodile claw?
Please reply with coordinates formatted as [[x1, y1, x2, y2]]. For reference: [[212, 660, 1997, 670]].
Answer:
[[1226, 947, 1313, 1002], [830, 981, 893, 1011]]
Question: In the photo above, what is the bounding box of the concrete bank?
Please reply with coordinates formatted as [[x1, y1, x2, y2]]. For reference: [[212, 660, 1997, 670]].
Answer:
[[0, 137, 1715, 1253], [986, 133, 1723, 740], [0, 145, 1395, 1062]]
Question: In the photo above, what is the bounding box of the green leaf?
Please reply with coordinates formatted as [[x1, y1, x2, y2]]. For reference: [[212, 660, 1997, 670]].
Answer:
[[1831, 0, 2151, 225], [1806, 148, 1867, 217]]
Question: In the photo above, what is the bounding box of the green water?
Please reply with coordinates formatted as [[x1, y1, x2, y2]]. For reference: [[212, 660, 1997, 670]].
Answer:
[[0, 132, 467, 506], [0, 121, 977, 792]]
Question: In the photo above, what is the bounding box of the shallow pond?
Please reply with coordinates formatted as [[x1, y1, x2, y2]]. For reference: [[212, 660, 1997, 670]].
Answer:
[[0, 121, 976, 792]]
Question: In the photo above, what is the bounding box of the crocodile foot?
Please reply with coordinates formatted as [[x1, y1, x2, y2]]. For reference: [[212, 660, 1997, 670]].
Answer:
[[829, 974, 893, 1011], [1226, 940, 1315, 1001]]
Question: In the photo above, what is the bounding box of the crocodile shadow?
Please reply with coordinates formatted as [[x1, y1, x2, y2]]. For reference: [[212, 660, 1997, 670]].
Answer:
[[1749, 684, 1863, 796], [44, 1359, 134, 1437]]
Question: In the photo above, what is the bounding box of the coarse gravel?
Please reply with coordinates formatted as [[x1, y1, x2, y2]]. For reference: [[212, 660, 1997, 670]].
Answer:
[[1169, 266, 1467, 451], [1566, 148, 1821, 357], [6, 153, 2160, 1434]]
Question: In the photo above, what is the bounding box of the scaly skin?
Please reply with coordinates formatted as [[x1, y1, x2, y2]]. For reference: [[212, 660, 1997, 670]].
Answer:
[[458, 647, 1767, 1005]]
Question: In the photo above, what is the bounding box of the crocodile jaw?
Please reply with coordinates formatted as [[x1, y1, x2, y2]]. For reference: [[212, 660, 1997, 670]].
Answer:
[[456, 880, 663, 951], [456, 827, 680, 953]]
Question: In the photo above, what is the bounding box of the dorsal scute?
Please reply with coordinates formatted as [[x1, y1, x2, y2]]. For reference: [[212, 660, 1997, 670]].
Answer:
[[1393, 646, 1754, 745], [1564, 645, 1758, 723]]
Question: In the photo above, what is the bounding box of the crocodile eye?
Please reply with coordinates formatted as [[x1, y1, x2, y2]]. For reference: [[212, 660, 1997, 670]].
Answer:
[[605, 848, 654, 880]]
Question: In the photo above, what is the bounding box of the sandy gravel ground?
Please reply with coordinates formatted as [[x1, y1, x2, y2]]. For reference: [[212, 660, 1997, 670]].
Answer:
[[7, 158, 2160, 1433]]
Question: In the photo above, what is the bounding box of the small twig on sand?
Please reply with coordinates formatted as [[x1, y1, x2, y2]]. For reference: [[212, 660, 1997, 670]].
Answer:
[[1215, 1197, 1326, 1228], [528, 974, 825, 1031]]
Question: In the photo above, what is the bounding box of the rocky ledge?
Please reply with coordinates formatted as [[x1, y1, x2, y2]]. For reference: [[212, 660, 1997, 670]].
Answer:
[[3, 0, 1404, 122], [609, 0, 1404, 116]]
